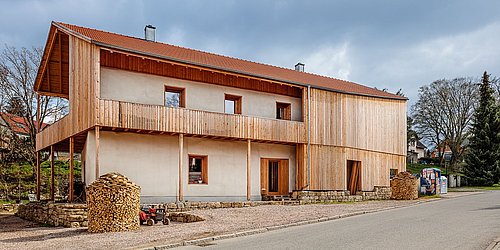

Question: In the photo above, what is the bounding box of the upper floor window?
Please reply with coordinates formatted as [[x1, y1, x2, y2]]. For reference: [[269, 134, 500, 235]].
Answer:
[[165, 86, 185, 108], [276, 102, 291, 120], [224, 94, 242, 114]]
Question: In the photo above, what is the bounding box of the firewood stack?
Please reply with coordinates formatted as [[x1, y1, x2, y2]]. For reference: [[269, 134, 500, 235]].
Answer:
[[86, 172, 141, 233], [390, 171, 419, 200]]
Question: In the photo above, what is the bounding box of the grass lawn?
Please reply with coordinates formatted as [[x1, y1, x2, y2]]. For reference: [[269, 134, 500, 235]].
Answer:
[[406, 163, 443, 175], [449, 185, 500, 192]]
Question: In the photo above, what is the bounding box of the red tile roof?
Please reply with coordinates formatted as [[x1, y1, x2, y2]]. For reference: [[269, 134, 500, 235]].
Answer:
[[54, 22, 406, 100], [0, 112, 47, 135]]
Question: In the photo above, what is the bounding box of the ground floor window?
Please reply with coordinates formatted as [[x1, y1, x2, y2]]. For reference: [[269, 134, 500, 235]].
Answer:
[[390, 168, 398, 179], [188, 155, 208, 184]]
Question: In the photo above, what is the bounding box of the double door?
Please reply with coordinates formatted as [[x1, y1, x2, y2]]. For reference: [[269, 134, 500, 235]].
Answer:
[[260, 158, 289, 196]]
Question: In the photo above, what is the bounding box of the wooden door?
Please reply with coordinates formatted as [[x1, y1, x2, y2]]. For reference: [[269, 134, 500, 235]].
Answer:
[[260, 158, 289, 196], [347, 160, 361, 195]]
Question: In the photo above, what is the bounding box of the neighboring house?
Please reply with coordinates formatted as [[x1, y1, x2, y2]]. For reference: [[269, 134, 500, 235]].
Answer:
[[431, 145, 453, 162], [0, 112, 32, 151], [34, 22, 407, 202], [0, 112, 48, 159], [407, 135, 427, 164]]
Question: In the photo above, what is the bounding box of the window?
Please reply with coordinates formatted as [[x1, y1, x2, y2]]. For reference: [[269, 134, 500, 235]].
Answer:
[[188, 155, 208, 184], [390, 169, 398, 179], [224, 94, 242, 114], [276, 102, 291, 120], [165, 86, 185, 108]]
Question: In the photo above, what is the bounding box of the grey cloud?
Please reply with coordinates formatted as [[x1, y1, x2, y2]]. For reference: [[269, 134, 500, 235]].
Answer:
[[1, 0, 500, 104]]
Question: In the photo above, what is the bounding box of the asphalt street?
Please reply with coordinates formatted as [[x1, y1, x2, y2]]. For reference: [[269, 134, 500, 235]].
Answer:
[[182, 191, 500, 250]]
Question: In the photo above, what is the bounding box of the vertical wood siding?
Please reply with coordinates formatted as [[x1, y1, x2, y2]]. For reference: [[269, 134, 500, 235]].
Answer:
[[36, 38, 99, 151]]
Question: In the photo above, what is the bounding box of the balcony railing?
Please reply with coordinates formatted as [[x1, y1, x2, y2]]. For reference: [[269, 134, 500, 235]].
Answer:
[[98, 99, 306, 144]]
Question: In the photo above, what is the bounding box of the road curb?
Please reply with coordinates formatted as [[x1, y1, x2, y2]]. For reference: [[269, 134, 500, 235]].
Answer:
[[143, 204, 409, 249], [143, 194, 480, 249]]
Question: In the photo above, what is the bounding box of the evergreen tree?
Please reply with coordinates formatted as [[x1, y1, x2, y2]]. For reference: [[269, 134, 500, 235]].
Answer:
[[464, 72, 500, 186]]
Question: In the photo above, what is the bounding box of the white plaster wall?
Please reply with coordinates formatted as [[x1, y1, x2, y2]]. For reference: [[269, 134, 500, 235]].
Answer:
[[100, 67, 302, 121], [98, 131, 179, 198], [82, 131, 296, 201], [183, 137, 247, 198], [250, 142, 296, 195], [82, 130, 96, 185]]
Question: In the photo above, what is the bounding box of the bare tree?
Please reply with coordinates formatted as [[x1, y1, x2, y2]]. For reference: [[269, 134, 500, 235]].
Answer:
[[0, 45, 68, 171], [491, 76, 500, 101], [412, 78, 478, 171]]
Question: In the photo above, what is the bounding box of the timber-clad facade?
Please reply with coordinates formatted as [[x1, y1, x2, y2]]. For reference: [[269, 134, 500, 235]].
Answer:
[[35, 22, 407, 202]]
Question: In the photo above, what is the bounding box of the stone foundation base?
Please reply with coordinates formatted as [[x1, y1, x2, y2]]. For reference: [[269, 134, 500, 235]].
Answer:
[[292, 186, 391, 203], [16, 202, 87, 228], [16, 187, 391, 228]]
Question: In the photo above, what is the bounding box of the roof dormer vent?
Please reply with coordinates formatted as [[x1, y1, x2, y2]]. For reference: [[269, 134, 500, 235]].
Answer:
[[144, 25, 156, 42], [295, 62, 305, 72]]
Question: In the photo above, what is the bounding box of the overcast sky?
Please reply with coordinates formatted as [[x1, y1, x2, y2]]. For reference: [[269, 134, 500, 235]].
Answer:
[[1, 0, 499, 104]]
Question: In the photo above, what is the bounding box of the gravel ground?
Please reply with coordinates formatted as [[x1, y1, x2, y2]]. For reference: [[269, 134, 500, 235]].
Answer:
[[0, 195, 475, 250]]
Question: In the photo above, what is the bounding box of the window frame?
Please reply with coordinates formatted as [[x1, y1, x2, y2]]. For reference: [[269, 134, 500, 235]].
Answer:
[[224, 94, 242, 114], [164, 85, 185, 108], [276, 102, 291, 120], [188, 154, 208, 185]]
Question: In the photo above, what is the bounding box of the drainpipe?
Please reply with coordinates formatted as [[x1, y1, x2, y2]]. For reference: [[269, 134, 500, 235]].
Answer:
[[307, 84, 311, 190]]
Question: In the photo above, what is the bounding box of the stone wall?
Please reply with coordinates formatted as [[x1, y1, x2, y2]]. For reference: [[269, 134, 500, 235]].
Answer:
[[292, 186, 392, 203], [16, 188, 391, 228], [16, 202, 87, 228]]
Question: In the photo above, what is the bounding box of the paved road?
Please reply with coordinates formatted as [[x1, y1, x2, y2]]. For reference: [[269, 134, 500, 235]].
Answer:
[[182, 191, 500, 250]]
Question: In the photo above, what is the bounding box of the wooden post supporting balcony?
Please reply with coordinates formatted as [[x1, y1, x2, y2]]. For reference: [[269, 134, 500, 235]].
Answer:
[[95, 126, 100, 180], [247, 139, 251, 201], [69, 137, 74, 202], [178, 134, 184, 202], [50, 146, 55, 201], [36, 93, 41, 201], [36, 151, 41, 201]]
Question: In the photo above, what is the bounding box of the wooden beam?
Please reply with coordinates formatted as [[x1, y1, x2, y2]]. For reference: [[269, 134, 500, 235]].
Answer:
[[69, 137, 74, 202], [36, 91, 68, 99], [50, 146, 55, 201], [47, 64, 51, 92], [247, 139, 251, 201], [58, 33, 63, 94], [35, 28, 58, 91], [178, 133, 184, 202], [36, 94, 41, 132], [36, 151, 41, 201], [95, 126, 100, 180]]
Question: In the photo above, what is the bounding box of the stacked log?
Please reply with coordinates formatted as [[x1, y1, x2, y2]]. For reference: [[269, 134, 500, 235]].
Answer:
[[390, 171, 419, 200], [86, 172, 141, 233]]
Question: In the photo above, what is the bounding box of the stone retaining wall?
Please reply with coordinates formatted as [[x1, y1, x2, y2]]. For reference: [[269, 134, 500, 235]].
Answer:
[[16, 187, 391, 228], [16, 202, 87, 228], [292, 186, 392, 203]]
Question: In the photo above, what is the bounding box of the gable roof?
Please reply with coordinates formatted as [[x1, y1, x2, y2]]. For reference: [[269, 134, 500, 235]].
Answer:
[[416, 140, 426, 149], [0, 112, 48, 136], [52, 21, 406, 100]]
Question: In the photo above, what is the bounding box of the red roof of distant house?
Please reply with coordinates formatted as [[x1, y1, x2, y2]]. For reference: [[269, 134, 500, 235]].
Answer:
[[53, 22, 406, 100], [0, 112, 48, 135]]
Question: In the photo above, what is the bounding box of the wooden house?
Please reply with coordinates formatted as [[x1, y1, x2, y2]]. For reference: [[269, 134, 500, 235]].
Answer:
[[34, 22, 407, 202]]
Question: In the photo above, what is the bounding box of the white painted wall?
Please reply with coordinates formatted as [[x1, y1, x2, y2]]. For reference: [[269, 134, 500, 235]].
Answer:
[[98, 131, 179, 198], [81, 130, 96, 185], [81, 131, 296, 202], [100, 67, 303, 121]]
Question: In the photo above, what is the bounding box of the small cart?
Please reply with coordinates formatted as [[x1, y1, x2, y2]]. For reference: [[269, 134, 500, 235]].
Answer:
[[139, 206, 170, 226]]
